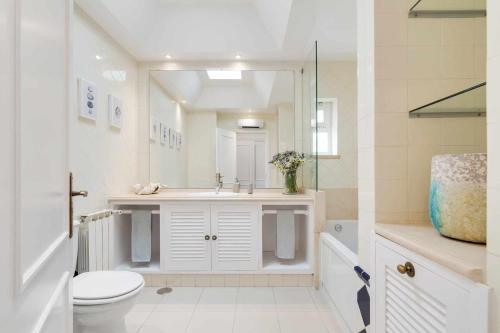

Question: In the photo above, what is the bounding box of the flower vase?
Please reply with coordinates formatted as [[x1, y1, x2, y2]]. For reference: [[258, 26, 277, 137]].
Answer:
[[284, 171, 299, 194]]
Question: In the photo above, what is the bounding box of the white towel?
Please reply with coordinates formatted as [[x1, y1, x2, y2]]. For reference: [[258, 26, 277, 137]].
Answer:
[[276, 210, 295, 259], [131, 210, 151, 262]]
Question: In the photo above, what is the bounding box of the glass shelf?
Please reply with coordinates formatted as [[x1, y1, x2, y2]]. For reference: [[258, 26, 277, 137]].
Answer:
[[409, 82, 486, 118], [409, 0, 486, 18]]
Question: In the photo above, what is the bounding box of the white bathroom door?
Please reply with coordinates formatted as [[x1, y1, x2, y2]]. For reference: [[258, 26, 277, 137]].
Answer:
[[216, 128, 237, 186], [1, 0, 74, 332]]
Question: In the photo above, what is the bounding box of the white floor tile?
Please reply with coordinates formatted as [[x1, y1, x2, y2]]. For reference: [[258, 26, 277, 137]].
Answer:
[[274, 287, 317, 311], [308, 288, 337, 312], [155, 287, 203, 311], [233, 311, 280, 333], [197, 287, 238, 310], [236, 287, 276, 311], [107, 311, 150, 333], [186, 310, 235, 333], [138, 311, 193, 333], [278, 311, 329, 333], [318, 310, 351, 333], [132, 287, 164, 312]]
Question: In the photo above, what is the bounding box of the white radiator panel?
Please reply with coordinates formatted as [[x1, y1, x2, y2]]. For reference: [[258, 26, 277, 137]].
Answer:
[[77, 217, 111, 273]]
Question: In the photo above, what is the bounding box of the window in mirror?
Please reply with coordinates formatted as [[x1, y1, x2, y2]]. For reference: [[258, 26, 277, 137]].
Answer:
[[312, 98, 338, 156]]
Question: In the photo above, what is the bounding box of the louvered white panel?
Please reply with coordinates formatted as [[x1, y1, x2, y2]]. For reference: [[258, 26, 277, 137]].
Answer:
[[162, 204, 211, 271], [375, 241, 474, 333], [211, 204, 259, 271]]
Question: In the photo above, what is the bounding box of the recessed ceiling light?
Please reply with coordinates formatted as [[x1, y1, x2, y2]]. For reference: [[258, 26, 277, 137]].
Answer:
[[235, 53, 241, 59], [165, 54, 172, 59], [95, 55, 102, 60], [207, 70, 242, 80]]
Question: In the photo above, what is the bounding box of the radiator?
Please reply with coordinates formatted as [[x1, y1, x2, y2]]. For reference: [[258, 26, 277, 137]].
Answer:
[[77, 216, 111, 273]]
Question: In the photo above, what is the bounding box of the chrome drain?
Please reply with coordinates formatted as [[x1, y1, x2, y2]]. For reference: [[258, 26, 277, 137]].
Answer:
[[156, 287, 173, 295]]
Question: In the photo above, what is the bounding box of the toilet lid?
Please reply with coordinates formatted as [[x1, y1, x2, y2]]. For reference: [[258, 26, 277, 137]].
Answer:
[[73, 271, 144, 300]]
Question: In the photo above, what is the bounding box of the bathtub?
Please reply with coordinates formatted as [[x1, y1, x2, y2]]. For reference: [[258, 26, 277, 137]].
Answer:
[[320, 220, 368, 332]]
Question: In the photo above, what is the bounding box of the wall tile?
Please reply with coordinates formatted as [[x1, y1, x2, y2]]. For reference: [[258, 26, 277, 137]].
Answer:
[[375, 79, 408, 113], [375, 46, 408, 79], [441, 19, 475, 45], [440, 46, 475, 78], [375, 113, 408, 146], [407, 46, 441, 79], [375, 146, 408, 180], [268, 275, 283, 287], [439, 118, 476, 145], [408, 118, 441, 145], [375, 179, 408, 214], [375, 13, 408, 46], [408, 19, 442, 46]]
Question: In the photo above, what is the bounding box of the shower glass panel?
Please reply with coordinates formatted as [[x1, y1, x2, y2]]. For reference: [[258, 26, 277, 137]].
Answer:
[[301, 41, 318, 191]]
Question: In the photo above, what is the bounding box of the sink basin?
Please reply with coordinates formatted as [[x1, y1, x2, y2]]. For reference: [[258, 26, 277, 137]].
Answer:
[[191, 192, 239, 197]]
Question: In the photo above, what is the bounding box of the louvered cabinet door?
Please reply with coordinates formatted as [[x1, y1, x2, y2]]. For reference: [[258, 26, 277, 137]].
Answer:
[[211, 204, 259, 271], [162, 204, 211, 271], [375, 242, 471, 333]]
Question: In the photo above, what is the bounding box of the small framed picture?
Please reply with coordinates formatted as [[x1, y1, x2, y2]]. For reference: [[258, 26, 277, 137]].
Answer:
[[176, 132, 182, 150], [78, 78, 97, 121], [150, 117, 158, 141], [108, 95, 123, 129], [160, 123, 168, 145], [169, 128, 175, 148]]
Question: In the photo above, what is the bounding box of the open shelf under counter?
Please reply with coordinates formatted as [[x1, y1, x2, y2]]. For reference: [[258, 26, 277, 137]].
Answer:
[[262, 251, 312, 274], [115, 258, 161, 273]]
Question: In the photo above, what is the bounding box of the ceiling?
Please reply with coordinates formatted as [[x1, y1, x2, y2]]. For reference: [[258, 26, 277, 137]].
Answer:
[[75, 0, 356, 61], [150, 70, 294, 112]]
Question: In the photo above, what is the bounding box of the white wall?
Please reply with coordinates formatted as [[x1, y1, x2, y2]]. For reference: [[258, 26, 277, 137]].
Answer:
[[186, 112, 217, 187], [70, 6, 139, 214], [149, 78, 188, 187], [487, 0, 500, 330]]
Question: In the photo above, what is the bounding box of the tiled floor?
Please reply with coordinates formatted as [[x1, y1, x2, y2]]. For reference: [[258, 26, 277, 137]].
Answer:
[[117, 287, 350, 333]]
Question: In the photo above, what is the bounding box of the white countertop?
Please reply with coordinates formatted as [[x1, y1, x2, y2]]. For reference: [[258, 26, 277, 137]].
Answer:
[[375, 223, 487, 284], [108, 190, 315, 203]]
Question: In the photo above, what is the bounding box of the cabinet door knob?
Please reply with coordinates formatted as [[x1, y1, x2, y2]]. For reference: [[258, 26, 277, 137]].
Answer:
[[205, 235, 210, 241], [212, 235, 217, 241], [397, 262, 415, 278]]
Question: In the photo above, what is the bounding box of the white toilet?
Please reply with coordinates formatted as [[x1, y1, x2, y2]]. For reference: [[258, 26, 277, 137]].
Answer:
[[72, 221, 145, 333]]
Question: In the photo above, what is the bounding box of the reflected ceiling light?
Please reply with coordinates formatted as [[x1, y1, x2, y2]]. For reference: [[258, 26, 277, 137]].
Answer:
[[95, 54, 102, 60], [207, 70, 242, 80], [165, 54, 172, 59], [181, 100, 187, 104], [235, 53, 241, 59]]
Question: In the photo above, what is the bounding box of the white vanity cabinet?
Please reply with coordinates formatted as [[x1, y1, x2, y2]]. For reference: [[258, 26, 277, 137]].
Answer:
[[161, 203, 259, 272], [211, 204, 259, 271], [372, 235, 490, 333], [162, 203, 212, 271]]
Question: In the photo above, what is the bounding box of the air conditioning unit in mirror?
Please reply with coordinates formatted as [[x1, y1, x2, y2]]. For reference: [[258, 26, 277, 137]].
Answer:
[[237, 119, 264, 129]]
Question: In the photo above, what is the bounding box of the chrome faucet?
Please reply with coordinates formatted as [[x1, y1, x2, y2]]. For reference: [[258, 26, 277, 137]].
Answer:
[[215, 173, 223, 194]]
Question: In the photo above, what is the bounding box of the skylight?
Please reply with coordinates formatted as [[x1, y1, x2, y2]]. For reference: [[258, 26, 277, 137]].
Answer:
[[206, 70, 242, 80]]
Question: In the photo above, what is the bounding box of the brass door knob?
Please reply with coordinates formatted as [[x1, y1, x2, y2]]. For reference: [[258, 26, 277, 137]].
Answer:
[[205, 235, 210, 241], [212, 235, 217, 241], [397, 262, 415, 277]]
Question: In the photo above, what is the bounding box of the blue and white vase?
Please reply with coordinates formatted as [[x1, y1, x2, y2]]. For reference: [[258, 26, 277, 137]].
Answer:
[[429, 153, 487, 243]]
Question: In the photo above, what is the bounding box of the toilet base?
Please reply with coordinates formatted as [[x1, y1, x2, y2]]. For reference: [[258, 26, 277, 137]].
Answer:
[[73, 290, 140, 333]]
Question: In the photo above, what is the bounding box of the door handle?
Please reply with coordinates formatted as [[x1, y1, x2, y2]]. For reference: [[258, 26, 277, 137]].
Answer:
[[212, 235, 218, 241], [205, 235, 210, 241], [69, 172, 88, 239]]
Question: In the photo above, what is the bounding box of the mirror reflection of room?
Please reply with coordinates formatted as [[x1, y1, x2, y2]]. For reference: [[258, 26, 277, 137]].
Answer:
[[149, 70, 295, 189]]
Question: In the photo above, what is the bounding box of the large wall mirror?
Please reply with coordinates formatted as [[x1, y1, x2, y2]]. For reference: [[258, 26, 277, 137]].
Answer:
[[149, 69, 295, 189]]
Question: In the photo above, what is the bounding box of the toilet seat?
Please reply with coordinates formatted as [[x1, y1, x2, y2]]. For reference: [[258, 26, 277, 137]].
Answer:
[[73, 271, 144, 306]]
